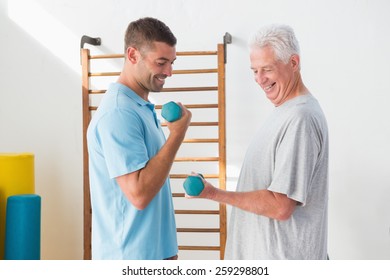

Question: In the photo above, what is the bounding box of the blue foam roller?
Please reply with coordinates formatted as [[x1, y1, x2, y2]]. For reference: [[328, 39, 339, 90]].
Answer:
[[5, 194, 41, 260], [161, 101, 182, 122], [183, 175, 204, 196]]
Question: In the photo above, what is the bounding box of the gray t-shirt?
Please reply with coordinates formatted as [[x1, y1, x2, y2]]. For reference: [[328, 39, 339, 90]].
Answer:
[[225, 94, 329, 259]]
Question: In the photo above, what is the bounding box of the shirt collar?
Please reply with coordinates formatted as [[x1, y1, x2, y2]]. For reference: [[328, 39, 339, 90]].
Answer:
[[114, 82, 155, 110]]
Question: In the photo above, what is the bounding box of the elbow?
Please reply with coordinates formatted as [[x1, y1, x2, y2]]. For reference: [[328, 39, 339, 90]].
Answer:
[[132, 202, 146, 211], [124, 191, 151, 210], [273, 207, 295, 221], [116, 174, 153, 210], [129, 196, 150, 211], [274, 211, 292, 221], [271, 196, 297, 221]]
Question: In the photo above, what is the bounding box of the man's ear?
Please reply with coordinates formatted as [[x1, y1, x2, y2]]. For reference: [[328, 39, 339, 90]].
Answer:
[[126, 47, 138, 64], [290, 54, 300, 71]]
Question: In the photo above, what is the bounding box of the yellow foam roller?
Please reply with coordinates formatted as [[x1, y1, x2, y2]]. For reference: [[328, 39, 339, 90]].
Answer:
[[0, 153, 34, 259]]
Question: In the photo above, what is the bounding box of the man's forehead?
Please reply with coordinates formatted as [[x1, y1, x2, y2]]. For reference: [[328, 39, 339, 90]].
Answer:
[[250, 51, 277, 68], [146, 42, 176, 59]]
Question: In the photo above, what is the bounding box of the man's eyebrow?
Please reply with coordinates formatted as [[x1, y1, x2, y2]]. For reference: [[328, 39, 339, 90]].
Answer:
[[156, 57, 177, 63], [250, 64, 272, 69]]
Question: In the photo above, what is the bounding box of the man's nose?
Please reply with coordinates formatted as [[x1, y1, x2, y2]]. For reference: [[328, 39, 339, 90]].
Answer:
[[255, 72, 266, 85], [164, 64, 173, 77]]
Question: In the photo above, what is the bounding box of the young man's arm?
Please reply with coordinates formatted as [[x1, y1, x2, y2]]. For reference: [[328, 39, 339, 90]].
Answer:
[[117, 104, 191, 210]]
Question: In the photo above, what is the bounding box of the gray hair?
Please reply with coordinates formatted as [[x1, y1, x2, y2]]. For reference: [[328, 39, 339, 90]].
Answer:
[[248, 24, 300, 64]]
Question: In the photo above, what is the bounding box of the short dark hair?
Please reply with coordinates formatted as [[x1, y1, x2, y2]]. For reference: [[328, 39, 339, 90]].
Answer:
[[124, 17, 177, 52]]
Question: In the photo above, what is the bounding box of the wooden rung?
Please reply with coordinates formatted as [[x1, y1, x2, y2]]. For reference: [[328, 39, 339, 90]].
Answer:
[[177, 228, 220, 233], [172, 193, 185, 198], [89, 90, 106, 94], [190, 122, 219, 126], [89, 51, 217, 59], [174, 69, 217, 74], [186, 104, 218, 109], [89, 54, 124, 59], [89, 109, 220, 127], [91, 105, 218, 111], [89, 87, 218, 94], [175, 210, 220, 215], [161, 86, 218, 92], [183, 138, 219, 143], [161, 122, 218, 127], [174, 157, 219, 162], [170, 174, 219, 179], [155, 104, 218, 109], [176, 51, 217, 56], [178, 246, 220, 251], [89, 72, 120, 77], [89, 69, 218, 77]]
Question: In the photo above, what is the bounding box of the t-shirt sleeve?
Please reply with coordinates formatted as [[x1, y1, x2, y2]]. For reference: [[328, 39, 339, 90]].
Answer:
[[96, 108, 149, 179], [268, 114, 321, 206]]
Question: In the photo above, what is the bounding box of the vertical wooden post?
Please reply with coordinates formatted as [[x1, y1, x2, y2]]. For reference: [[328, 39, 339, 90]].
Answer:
[[217, 44, 227, 260], [81, 49, 92, 260]]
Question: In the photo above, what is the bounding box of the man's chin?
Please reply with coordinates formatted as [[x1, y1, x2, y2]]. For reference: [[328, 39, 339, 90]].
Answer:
[[150, 85, 164, 92]]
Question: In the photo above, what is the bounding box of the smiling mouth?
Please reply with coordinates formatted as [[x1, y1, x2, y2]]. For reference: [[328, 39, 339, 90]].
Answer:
[[264, 82, 276, 91], [155, 75, 167, 84]]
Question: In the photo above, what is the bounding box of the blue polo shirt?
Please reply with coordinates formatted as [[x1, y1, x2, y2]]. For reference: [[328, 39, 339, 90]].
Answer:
[[87, 82, 178, 259]]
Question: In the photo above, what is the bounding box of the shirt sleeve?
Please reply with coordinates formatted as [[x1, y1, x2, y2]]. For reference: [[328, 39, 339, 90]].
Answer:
[[96, 108, 149, 179], [268, 113, 321, 206]]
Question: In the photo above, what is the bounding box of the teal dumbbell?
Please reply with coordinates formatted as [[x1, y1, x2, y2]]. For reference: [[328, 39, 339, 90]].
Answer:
[[183, 174, 204, 196], [161, 101, 182, 122]]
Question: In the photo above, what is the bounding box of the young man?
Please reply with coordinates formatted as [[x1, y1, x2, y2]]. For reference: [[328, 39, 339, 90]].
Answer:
[[194, 24, 329, 259], [87, 17, 191, 260]]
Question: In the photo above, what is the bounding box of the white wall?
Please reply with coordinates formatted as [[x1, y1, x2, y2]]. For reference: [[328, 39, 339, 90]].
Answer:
[[1, 0, 389, 259]]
